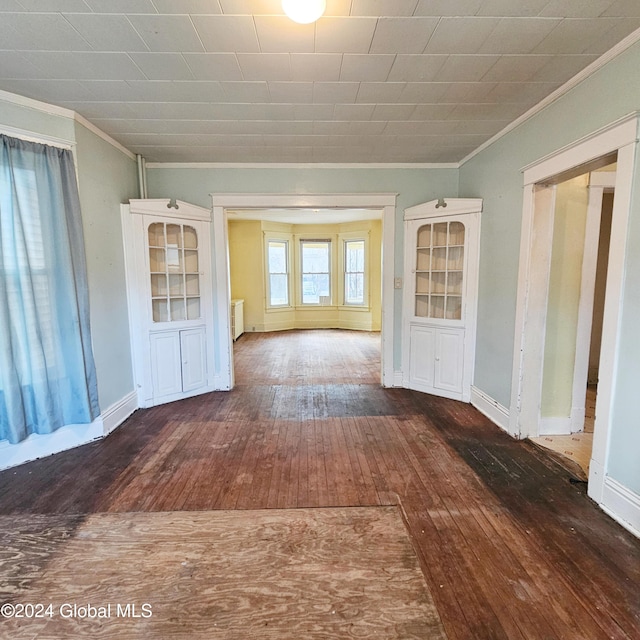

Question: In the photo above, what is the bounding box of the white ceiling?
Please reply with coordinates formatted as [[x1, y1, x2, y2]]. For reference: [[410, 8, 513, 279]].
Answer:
[[1, 0, 640, 163]]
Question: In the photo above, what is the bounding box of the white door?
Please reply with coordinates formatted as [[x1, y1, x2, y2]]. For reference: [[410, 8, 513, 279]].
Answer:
[[402, 199, 481, 403]]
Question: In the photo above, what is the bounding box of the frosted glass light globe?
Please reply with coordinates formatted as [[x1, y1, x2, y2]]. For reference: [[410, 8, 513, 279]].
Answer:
[[282, 0, 326, 24]]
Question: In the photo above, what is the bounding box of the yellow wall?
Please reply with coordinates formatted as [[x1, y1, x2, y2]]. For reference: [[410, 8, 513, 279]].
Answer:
[[541, 174, 589, 418], [228, 218, 382, 333]]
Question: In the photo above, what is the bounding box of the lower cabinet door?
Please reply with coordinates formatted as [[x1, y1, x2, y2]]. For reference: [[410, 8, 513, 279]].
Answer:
[[408, 325, 436, 392], [434, 328, 464, 394], [180, 328, 207, 392], [150, 331, 183, 399]]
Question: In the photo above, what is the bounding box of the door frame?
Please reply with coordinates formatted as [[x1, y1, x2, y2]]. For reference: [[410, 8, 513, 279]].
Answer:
[[210, 193, 397, 390], [509, 113, 638, 504]]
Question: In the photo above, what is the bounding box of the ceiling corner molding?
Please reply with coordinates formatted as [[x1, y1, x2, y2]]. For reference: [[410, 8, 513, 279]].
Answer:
[[459, 25, 640, 168], [74, 113, 136, 161], [145, 162, 459, 170], [0, 88, 75, 119]]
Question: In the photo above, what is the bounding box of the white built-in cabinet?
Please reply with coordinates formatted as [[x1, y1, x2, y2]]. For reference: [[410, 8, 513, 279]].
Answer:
[[402, 199, 482, 402], [121, 199, 214, 408]]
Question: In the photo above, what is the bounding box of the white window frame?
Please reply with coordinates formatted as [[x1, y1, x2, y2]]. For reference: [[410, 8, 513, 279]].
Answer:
[[264, 233, 292, 310], [339, 231, 369, 309], [297, 237, 333, 306]]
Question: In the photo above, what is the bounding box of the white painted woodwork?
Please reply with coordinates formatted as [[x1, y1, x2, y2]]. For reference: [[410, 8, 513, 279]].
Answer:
[[231, 299, 245, 341], [121, 199, 215, 408], [402, 198, 481, 403], [508, 114, 639, 528]]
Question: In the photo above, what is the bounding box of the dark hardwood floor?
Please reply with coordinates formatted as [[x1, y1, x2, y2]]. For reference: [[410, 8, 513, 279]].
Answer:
[[1, 329, 639, 639]]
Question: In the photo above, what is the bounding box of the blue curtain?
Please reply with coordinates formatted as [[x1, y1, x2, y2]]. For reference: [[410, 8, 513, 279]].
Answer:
[[0, 134, 99, 444]]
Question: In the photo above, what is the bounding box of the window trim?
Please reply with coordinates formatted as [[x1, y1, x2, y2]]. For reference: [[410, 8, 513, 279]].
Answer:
[[339, 231, 370, 310], [297, 237, 333, 306], [264, 233, 293, 310]]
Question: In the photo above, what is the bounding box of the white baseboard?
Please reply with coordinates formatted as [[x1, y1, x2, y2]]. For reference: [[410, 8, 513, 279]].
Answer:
[[392, 371, 404, 387], [102, 390, 138, 436], [470, 386, 510, 433], [0, 389, 139, 471], [600, 476, 640, 539], [539, 416, 572, 435]]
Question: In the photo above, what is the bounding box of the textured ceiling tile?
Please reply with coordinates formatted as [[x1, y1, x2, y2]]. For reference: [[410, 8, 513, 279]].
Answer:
[[414, 0, 483, 16], [370, 17, 440, 53], [448, 102, 527, 120], [539, 0, 615, 18], [602, 0, 640, 16], [220, 81, 271, 101], [290, 54, 342, 81], [292, 103, 335, 119], [398, 82, 451, 102], [267, 81, 314, 103], [151, 0, 223, 13], [183, 53, 243, 80], [533, 18, 623, 54], [481, 55, 553, 81], [356, 82, 407, 103], [340, 54, 395, 81], [0, 13, 92, 51], [371, 104, 416, 119], [584, 17, 640, 53], [0, 0, 36, 9], [350, 0, 419, 16], [315, 17, 378, 53], [17, 0, 91, 11], [236, 53, 291, 80], [126, 80, 226, 101], [425, 17, 500, 53], [529, 53, 599, 81], [254, 16, 315, 53], [313, 120, 388, 134], [127, 15, 204, 52], [435, 55, 499, 81], [20, 51, 147, 80], [410, 103, 457, 120], [387, 54, 447, 81], [384, 119, 459, 135], [0, 78, 95, 101], [192, 15, 260, 52], [332, 103, 376, 120], [0, 51, 49, 79], [63, 14, 149, 52], [478, 18, 562, 53], [218, 0, 281, 14], [438, 82, 497, 101], [60, 101, 139, 119], [129, 53, 195, 80], [476, 0, 549, 16], [77, 79, 133, 100], [84, 0, 158, 13], [313, 82, 360, 103]]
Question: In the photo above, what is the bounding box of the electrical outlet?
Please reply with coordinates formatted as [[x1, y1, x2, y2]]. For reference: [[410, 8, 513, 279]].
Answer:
[[394, 277, 403, 289]]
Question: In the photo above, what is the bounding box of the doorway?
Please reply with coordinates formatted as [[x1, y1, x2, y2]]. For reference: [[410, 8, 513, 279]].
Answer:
[[529, 169, 615, 479], [210, 193, 397, 392], [508, 114, 637, 505]]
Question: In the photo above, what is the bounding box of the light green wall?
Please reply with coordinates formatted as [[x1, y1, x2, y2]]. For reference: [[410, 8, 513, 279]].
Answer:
[[541, 175, 589, 418], [74, 122, 139, 410], [0, 98, 75, 143], [459, 40, 640, 493], [146, 166, 459, 368]]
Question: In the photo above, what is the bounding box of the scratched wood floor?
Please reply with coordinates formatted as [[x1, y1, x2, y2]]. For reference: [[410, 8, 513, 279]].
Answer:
[[0, 329, 639, 640]]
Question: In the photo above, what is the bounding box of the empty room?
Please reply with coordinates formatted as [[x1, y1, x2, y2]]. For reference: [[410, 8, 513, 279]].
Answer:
[[1, 2, 639, 638]]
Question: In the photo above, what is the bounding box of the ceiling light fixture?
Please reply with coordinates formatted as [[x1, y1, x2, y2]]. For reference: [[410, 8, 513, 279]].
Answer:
[[282, 0, 326, 24]]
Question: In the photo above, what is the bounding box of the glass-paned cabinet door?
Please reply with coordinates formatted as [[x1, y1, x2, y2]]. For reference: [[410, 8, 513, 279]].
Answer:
[[415, 220, 465, 320], [148, 222, 201, 322]]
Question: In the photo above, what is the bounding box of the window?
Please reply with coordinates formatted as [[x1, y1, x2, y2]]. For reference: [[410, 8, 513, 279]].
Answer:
[[343, 239, 365, 305], [267, 239, 290, 307], [300, 240, 331, 304]]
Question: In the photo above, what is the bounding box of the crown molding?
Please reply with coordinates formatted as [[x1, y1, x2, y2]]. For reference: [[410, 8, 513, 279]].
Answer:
[[145, 162, 459, 170], [0, 88, 75, 119], [74, 113, 136, 161], [459, 25, 640, 167]]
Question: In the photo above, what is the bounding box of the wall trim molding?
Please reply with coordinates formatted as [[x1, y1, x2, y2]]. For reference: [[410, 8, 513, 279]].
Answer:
[[459, 26, 640, 166], [102, 390, 138, 436], [74, 113, 136, 161], [601, 476, 640, 539], [539, 416, 572, 436], [147, 162, 459, 170], [0, 124, 74, 148], [0, 88, 75, 119], [471, 385, 511, 435]]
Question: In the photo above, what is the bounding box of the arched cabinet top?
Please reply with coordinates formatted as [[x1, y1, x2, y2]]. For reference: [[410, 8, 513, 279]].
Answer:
[[128, 198, 211, 222], [404, 198, 483, 221]]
